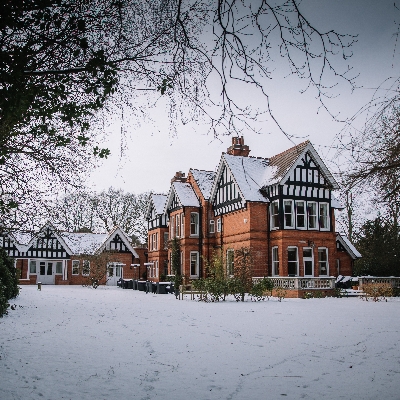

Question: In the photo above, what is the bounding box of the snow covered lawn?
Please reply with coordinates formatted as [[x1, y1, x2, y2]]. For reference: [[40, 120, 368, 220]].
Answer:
[[1, 286, 399, 400]]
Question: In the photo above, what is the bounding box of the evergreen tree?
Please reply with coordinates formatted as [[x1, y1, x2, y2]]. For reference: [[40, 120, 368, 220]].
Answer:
[[0, 249, 19, 316], [354, 217, 400, 276]]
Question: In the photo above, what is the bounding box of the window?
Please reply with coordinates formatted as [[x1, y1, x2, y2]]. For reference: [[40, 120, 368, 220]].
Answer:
[[272, 247, 279, 276], [308, 202, 317, 229], [72, 260, 79, 275], [318, 248, 328, 276], [164, 232, 169, 249], [190, 252, 199, 277], [190, 213, 199, 236], [319, 203, 329, 230], [303, 248, 314, 276], [209, 220, 215, 234], [181, 213, 184, 237], [180, 251, 183, 275], [227, 249, 234, 276], [56, 262, 63, 274], [82, 260, 90, 276], [155, 233, 158, 250], [296, 201, 306, 229], [271, 201, 279, 229], [287, 247, 298, 276], [176, 214, 180, 237], [115, 265, 122, 277], [29, 260, 37, 274], [40, 262, 45, 275], [171, 215, 175, 238], [217, 218, 221, 232], [155, 260, 159, 278], [284, 200, 294, 228]]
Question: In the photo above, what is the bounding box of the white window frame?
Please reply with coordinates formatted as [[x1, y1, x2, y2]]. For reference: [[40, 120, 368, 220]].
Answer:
[[163, 232, 169, 250], [29, 260, 37, 274], [287, 246, 299, 276], [319, 202, 330, 231], [181, 213, 184, 237], [270, 201, 279, 230], [295, 201, 306, 230], [308, 202, 318, 230], [303, 247, 314, 277], [217, 218, 221, 232], [190, 251, 199, 278], [155, 260, 159, 278], [55, 261, 63, 274], [283, 200, 294, 229], [209, 220, 215, 234], [72, 260, 80, 275], [318, 248, 329, 276], [226, 249, 234, 276], [190, 212, 199, 236], [82, 260, 90, 276], [176, 214, 180, 237], [272, 246, 279, 276], [171, 215, 175, 238]]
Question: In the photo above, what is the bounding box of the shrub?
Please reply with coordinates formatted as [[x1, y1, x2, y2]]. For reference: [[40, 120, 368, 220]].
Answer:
[[0, 249, 19, 317], [251, 278, 274, 301], [275, 287, 287, 302], [362, 283, 393, 302]]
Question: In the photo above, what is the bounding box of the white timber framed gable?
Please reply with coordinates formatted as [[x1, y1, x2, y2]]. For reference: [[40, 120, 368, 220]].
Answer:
[[146, 194, 168, 231], [211, 159, 246, 216], [266, 143, 339, 232]]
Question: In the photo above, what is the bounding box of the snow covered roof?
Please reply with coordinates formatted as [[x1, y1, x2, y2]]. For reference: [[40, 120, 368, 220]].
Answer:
[[221, 154, 273, 202], [61, 232, 108, 255], [190, 169, 216, 200], [165, 181, 200, 211], [146, 193, 167, 219], [337, 233, 362, 259]]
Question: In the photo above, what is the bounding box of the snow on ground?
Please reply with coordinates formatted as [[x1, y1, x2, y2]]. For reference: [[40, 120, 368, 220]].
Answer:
[[1, 286, 400, 400]]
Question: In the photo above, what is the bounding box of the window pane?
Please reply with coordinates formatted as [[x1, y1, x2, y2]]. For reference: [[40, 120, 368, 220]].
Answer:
[[29, 261, 37, 274], [190, 253, 198, 276], [40, 262, 45, 275], [296, 201, 305, 228], [190, 213, 198, 235], [56, 262, 62, 274], [308, 203, 317, 229], [47, 263, 53, 275]]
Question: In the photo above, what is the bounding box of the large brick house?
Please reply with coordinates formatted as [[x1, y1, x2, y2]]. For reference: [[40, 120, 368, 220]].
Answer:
[[146, 138, 361, 291], [1, 222, 146, 285]]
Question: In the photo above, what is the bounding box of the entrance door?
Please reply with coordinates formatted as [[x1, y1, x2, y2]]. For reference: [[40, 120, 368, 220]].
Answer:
[[303, 248, 314, 276], [106, 264, 123, 286], [37, 261, 55, 284]]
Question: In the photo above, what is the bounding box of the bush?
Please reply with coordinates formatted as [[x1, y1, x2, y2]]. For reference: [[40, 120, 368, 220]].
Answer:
[[251, 277, 274, 301], [362, 283, 393, 302], [0, 249, 19, 317]]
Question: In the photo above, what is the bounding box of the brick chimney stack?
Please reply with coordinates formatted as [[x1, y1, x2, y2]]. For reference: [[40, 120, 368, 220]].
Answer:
[[171, 171, 187, 183], [226, 136, 250, 157]]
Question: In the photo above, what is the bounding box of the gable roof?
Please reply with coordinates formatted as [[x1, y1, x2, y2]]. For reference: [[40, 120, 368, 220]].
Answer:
[[189, 169, 216, 200], [336, 233, 362, 259], [269, 141, 339, 189], [146, 193, 167, 219], [7, 222, 139, 258], [165, 181, 200, 212], [219, 154, 272, 202]]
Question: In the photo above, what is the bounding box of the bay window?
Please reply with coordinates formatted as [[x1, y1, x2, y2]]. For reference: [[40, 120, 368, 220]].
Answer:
[[287, 247, 298, 276]]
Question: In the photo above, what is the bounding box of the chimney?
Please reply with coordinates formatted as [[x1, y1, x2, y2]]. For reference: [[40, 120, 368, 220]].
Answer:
[[171, 171, 187, 183], [226, 136, 250, 157]]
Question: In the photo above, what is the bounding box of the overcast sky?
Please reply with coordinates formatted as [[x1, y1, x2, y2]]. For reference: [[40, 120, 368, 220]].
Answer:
[[87, 0, 399, 195]]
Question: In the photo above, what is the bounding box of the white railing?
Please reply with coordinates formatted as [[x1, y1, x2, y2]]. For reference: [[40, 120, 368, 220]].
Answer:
[[253, 277, 336, 290], [359, 277, 400, 288]]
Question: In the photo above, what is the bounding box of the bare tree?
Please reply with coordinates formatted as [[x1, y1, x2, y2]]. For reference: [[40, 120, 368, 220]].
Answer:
[[1, 0, 357, 230]]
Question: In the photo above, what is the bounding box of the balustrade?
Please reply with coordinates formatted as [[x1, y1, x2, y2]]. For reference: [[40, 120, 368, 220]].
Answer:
[[252, 276, 336, 290]]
